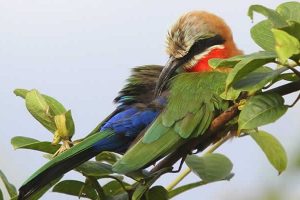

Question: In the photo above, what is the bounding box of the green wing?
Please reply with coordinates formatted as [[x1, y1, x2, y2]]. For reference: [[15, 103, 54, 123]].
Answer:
[[113, 71, 228, 174]]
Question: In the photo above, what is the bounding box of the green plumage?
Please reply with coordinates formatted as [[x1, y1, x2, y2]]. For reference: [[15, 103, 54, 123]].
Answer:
[[113, 71, 228, 174]]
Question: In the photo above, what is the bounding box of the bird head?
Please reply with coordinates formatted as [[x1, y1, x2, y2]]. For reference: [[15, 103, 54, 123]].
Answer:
[[155, 11, 242, 95]]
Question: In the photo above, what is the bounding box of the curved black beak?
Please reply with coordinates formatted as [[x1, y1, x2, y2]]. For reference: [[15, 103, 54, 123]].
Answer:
[[154, 57, 184, 97]]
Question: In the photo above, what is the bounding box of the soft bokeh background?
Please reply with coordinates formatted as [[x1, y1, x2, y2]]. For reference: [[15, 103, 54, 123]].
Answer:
[[1, 0, 300, 199]]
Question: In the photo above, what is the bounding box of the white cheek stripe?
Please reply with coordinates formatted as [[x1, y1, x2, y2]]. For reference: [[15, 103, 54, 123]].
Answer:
[[184, 44, 225, 69], [196, 44, 225, 59]]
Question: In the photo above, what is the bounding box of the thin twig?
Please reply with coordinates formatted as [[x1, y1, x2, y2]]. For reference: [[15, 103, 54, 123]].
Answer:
[[266, 80, 300, 96], [168, 180, 208, 199], [285, 65, 300, 78], [99, 175, 129, 192], [287, 92, 300, 107], [166, 133, 232, 191], [87, 176, 107, 200], [166, 168, 191, 191]]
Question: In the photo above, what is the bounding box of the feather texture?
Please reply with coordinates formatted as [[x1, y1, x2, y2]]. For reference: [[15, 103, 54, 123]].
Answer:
[[113, 71, 229, 174]]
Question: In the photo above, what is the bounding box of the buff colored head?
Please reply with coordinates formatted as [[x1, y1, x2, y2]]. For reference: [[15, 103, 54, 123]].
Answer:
[[166, 11, 242, 63], [155, 11, 242, 95]]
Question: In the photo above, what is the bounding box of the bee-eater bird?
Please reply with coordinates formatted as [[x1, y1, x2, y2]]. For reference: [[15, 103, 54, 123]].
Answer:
[[18, 65, 165, 199], [112, 11, 242, 174], [18, 10, 242, 199]]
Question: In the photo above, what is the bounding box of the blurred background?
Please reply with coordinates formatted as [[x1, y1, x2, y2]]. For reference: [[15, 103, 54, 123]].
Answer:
[[1, 0, 300, 199]]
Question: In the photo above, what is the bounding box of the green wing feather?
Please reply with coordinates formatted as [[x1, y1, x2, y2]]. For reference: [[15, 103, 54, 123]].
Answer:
[[195, 104, 213, 137], [113, 72, 228, 174]]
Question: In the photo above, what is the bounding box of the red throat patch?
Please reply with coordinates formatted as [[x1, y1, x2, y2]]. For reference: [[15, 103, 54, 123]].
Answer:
[[187, 47, 230, 72]]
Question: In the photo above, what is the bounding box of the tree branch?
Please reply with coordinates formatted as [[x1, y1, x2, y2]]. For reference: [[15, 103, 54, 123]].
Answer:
[[150, 80, 300, 174], [166, 134, 232, 191], [266, 80, 300, 96]]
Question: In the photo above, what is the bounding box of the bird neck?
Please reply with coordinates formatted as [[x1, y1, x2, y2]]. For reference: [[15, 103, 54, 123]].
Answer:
[[187, 46, 230, 72]]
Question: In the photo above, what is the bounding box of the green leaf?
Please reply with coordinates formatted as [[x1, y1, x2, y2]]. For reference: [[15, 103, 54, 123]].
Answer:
[[52, 180, 98, 199], [248, 5, 288, 28], [0, 189, 3, 200], [132, 185, 148, 200], [250, 130, 287, 174], [185, 153, 233, 182], [14, 89, 29, 98], [65, 110, 75, 137], [238, 93, 288, 131], [25, 89, 56, 133], [280, 21, 300, 41], [251, 20, 276, 51], [9, 196, 17, 200], [103, 181, 129, 197], [132, 175, 159, 200], [96, 151, 120, 164], [43, 94, 66, 116], [125, 170, 151, 182], [278, 72, 300, 82], [15, 89, 67, 116], [209, 55, 244, 69], [220, 87, 242, 101], [225, 51, 276, 90], [221, 66, 286, 100], [232, 67, 288, 94], [0, 170, 17, 198], [146, 186, 168, 200], [107, 193, 129, 200], [272, 29, 300, 63], [276, 1, 300, 24], [15, 89, 69, 139], [76, 161, 113, 177], [11, 136, 60, 154]]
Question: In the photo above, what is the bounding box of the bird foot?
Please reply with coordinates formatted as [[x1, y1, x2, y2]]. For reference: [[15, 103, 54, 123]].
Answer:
[[52, 140, 73, 157], [170, 155, 186, 173]]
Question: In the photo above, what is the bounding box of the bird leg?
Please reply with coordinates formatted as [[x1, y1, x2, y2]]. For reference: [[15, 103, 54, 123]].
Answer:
[[170, 155, 187, 173]]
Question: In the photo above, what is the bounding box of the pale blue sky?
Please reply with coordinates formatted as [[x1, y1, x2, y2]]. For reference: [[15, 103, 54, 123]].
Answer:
[[0, 0, 299, 199]]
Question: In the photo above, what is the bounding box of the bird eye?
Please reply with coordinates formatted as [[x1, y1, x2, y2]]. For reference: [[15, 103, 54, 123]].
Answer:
[[180, 35, 225, 63]]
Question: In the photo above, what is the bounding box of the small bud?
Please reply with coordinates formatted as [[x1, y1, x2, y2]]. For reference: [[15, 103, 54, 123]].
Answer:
[[54, 114, 69, 139], [52, 130, 62, 145], [52, 111, 75, 145]]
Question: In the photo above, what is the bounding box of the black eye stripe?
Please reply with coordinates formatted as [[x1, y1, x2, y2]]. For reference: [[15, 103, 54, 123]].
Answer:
[[180, 35, 225, 62]]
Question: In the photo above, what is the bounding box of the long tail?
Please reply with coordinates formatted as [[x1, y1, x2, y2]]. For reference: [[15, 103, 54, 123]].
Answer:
[[113, 129, 184, 174], [18, 131, 125, 200]]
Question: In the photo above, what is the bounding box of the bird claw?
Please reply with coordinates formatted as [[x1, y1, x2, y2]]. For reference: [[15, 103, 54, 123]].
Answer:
[[170, 155, 186, 173], [52, 140, 73, 157]]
